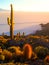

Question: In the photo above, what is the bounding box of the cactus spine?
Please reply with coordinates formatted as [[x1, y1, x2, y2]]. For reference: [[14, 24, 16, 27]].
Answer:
[[7, 4, 14, 40]]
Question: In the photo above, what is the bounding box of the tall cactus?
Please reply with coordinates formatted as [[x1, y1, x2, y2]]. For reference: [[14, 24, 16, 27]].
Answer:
[[7, 4, 14, 40]]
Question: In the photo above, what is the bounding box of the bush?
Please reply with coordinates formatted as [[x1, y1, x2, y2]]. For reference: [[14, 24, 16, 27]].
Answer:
[[34, 46, 49, 59], [2, 49, 12, 62], [0, 54, 5, 61], [8, 46, 23, 62], [8, 46, 23, 56]]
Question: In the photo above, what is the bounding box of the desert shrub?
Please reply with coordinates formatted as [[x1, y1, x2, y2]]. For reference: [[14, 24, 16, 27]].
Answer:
[[2, 49, 12, 62], [6, 40, 18, 48], [34, 46, 49, 59], [8, 46, 23, 62], [8, 46, 23, 56], [0, 44, 6, 49], [0, 47, 5, 63], [23, 43, 33, 60], [0, 54, 5, 63]]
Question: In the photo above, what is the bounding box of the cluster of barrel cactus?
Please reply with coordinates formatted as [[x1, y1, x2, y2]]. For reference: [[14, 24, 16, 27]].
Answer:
[[0, 43, 34, 63], [0, 43, 49, 63]]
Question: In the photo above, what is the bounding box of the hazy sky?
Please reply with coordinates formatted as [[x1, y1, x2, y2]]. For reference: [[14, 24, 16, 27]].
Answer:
[[0, 0, 49, 12], [0, 0, 49, 34]]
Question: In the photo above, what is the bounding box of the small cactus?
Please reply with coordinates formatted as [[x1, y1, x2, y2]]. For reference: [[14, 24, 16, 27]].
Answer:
[[18, 32, 20, 37], [22, 32, 25, 37], [23, 43, 32, 59]]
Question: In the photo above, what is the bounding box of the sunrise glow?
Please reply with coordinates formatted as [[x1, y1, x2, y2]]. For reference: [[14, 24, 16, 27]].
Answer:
[[0, 0, 49, 12]]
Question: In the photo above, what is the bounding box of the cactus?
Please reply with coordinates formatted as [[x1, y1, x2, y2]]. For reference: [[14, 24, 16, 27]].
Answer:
[[22, 32, 25, 37], [7, 4, 14, 40], [18, 32, 20, 37], [16, 33, 19, 37], [23, 43, 32, 60]]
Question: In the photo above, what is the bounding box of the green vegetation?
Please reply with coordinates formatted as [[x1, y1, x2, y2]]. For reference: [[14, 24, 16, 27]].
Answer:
[[34, 46, 49, 59]]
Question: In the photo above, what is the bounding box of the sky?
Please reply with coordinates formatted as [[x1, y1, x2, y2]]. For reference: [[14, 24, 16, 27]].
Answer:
[[0, 0, 49, 34], [0, 0, 49, 12]]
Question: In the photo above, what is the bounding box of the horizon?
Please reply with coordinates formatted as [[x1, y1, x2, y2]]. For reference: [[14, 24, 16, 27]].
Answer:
[[0, 11, 49, 35]]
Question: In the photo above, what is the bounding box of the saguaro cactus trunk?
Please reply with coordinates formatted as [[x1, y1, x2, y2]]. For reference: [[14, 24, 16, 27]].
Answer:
[[10, 4, 14, 40], [7, 4, 14, 40]]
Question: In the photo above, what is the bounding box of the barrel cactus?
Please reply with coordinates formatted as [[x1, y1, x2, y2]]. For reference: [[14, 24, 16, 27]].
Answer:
[[23, 43, 33, 59]]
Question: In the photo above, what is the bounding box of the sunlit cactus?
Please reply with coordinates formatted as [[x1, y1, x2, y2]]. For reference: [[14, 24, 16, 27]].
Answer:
[[7, 17, 11, 25], [23, 43, 32, 59], [7, 4, 14, 40]]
